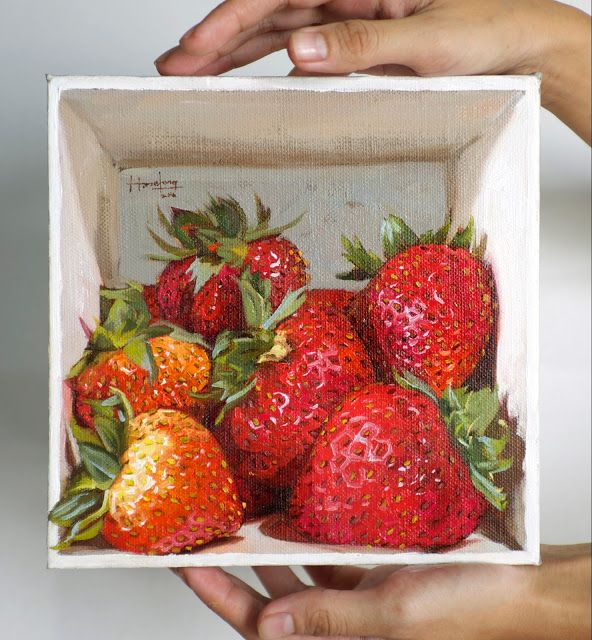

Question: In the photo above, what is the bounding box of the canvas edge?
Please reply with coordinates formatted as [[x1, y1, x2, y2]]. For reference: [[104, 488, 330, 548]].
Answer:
[[47, 76, 64, 561], [46, 74, 542, 568], [45, 74, 541, 94], [522, 78, 542, 566], [47, 548, 539, 570]]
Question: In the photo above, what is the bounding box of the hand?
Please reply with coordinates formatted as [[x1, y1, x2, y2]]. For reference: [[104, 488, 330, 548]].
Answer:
[[154, 0, 591, 142], [175, 544, 591, 640]]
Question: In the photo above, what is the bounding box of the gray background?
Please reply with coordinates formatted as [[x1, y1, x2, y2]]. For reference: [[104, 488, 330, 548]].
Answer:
[[0, 1, 590, 638]]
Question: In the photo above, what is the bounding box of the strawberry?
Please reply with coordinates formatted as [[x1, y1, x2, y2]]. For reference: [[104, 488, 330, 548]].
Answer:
[[290, 372, 511, 549], [70, 283, 210, 429], [339, 215, 495, 394], [206, 276, 375, 487], [141, 284, 161, 323], [150, 196, 309, 342], [50, 395, 243, 554]]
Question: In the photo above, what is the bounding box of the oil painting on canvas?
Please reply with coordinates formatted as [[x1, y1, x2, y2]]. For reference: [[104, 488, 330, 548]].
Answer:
[[48, 77, 540, 566]]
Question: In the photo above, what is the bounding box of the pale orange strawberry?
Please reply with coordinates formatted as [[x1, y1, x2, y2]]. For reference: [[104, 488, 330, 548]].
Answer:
[[49, 401, 244, 554], [70, 283, 210, 429]]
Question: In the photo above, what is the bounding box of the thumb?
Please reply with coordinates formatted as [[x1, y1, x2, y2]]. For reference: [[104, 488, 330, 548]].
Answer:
[[257, 587, 391, 639], [287, 17, 429, 75]]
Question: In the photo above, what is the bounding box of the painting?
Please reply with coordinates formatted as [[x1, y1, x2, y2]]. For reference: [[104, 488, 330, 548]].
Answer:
[[48, 76, 540, 566]]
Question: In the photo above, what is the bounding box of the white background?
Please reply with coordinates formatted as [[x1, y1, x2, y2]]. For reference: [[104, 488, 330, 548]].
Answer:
[[0, 1, 590, 638]]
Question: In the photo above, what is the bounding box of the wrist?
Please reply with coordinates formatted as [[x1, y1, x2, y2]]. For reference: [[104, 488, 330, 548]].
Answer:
[[525, 546, 592, 640], [515, 3, 591, 110]]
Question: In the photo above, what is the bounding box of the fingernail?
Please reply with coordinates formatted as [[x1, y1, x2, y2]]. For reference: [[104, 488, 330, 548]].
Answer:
[[154, 48, 174, 66], [259, 613, 295, 639], [291, 31, 328, 62]]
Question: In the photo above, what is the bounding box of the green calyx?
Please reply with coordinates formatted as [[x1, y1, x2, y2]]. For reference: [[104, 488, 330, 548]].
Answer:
[[68, 282, 173, 382], [49, 389, 133, 550], [396, 371, 512, 512], [148, 194, 304, 270], [68, 283, 208, 382], [193, 270, 307, 425], [337, 212, 486, 281]]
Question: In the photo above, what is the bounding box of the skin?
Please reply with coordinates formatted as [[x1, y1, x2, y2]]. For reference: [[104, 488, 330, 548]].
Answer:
[[175, 545, 592, 639], [155, 0, 591, 142], [157, 2, 591, 637]]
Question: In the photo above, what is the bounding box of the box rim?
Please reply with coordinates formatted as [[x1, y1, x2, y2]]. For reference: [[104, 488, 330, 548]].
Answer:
[[46, 74, 541, 94], [47, 74, 542, 567]]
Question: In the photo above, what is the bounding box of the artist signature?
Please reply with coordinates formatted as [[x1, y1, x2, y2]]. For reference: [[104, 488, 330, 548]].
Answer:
[[126, 172, 182, 199]]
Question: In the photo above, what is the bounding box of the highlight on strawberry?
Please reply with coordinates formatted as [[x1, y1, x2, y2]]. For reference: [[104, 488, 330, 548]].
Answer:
[[49, 391, 244, 554], [69, 282, 211, 430], [149, 195, 309, 341], [290, 370, 512, 549], [338, 214, 496, 395], [200, 271, 375, 488]]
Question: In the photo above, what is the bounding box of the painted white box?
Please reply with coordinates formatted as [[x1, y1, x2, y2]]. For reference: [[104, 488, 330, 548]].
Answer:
[[48, 75, 540, 568]]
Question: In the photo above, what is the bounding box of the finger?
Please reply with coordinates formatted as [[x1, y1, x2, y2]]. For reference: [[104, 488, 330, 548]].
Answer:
[[287, 17, 430, 75], [181, 0, 325, 56], [304, 565, 366, 590], [254, 566, 307, 598], [258, 587, 391, 639], [187, 30, 293, 76], [180, 6, 324, 57], [180, 567, 268, 640], [361, 64, 418, 76]]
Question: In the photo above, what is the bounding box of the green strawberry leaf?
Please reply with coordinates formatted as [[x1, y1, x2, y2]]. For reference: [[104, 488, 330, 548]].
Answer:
[[122, 338, 158, 382], [381, 214, 419, 259], [449, 216, 475, 250], [52, 493, 109, 550], [206, 196, 248, 238], [469, 464, 507, 511], [48, 489, 103, 527], [138, 324, 174, 341], [67, 352, 94, 379], [70, 418, 103, 447], [147, 227, 198, 259], [157, 205, 177, 238], [187, 256, 224, 295], [254, 194, 271, 228], [79, 443, 121, 489], [262, 286, 307, 331], [214, 237, 249, 267], [151, 322, 210, 348], [239, 271, 273, 329], [244, 209, 305, 243], [397, 371, 511, 512], [65, 468, 99, 495], [431, 212, 453, 244], [170, 209, 212, 252], [338, 235, 382, 280], [396, 370, 439, 404], [213, 378, 257, 426]]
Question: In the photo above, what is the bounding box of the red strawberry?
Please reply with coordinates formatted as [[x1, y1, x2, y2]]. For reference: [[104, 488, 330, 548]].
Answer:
[[303, 288, 355, 314], [70, 284, 210, 430], [50, 399, 244, 554], [290, 373, 511, 549], [141, 284, 161, 322], [151, 196, 308, 342], [209, 277, 375, 487], [339, 215, 495, 394]]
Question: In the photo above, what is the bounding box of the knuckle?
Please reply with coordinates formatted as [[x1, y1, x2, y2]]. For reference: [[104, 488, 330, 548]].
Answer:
[[308, 608, 340, 636], [333, 20, 379, 60]]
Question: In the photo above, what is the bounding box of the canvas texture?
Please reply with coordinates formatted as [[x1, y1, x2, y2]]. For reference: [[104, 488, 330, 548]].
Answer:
[[48, 77, 540, 567]]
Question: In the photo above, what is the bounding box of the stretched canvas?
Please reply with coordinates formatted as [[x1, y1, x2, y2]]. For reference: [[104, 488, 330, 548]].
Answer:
[[48, 76, 540, 568]]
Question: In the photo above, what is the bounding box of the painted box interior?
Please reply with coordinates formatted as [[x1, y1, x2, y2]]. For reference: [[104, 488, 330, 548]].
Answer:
[[48, 76, 540, 568]]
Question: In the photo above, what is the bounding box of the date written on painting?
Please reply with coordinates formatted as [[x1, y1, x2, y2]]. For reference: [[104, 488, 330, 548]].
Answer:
[[126, 172, 182, 199]]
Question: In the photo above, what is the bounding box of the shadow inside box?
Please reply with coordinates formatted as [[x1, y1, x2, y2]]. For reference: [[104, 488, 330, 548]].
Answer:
[[258, 513, 487, 554]]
